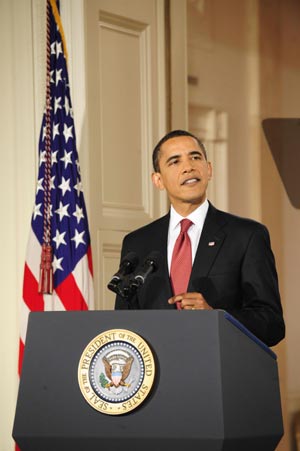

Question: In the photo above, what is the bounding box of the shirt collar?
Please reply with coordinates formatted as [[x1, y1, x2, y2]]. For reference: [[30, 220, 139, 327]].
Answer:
[[169, 199, 209, 231]]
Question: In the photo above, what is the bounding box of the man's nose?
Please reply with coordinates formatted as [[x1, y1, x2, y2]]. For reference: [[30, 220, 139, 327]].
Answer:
[[182, 159, 195, 173]]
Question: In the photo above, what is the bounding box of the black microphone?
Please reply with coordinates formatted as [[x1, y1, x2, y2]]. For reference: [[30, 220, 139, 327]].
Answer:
[[129, 251, 161, 291], [107, 252, 139, 295]]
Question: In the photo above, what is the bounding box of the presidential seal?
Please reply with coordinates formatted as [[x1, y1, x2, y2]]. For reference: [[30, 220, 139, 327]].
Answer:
[[78, 329, 155, 415]]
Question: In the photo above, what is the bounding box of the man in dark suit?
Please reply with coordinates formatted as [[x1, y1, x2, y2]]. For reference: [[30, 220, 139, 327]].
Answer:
[[115, 130, 285, 347]]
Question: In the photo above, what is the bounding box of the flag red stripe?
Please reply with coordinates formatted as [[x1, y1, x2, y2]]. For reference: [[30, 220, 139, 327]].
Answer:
[[18, 340, 25, 376], [55, 273, 89, 311], [87, 245, 93, 276], [22, 263, 44, 311]]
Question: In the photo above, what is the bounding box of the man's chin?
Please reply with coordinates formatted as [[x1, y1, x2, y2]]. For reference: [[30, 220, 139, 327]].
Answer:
[[182, 195, 206, 205]]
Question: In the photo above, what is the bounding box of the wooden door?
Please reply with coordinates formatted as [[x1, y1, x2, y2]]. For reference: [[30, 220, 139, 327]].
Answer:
[[85, 0, 172, 309]]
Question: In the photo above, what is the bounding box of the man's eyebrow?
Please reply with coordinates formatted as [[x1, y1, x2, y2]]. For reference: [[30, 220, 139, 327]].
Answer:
[[189, 150, 203, 156], [164, 150, 203, 165]]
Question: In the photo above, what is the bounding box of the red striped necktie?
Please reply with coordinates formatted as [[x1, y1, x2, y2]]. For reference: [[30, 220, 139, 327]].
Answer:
[[170, 218, 193, 309]]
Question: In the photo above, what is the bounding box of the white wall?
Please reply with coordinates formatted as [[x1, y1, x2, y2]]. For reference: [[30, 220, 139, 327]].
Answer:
[[0, 1, 36, 449], [187, 0, 261, 219]]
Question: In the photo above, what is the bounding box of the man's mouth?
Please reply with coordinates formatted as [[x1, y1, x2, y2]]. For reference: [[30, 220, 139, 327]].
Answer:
[[181, 177, 200, 185]]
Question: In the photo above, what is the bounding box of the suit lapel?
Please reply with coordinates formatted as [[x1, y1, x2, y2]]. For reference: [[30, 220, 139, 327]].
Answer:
[[155, 213, 170, 281], [189, 204, 227, 285]]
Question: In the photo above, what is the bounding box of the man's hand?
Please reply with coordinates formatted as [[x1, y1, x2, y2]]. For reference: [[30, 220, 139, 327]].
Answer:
[[168, 292, 213, 310]]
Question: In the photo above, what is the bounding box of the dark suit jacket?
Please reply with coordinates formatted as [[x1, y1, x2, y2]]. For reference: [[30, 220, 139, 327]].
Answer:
[[115, 203, 285, 346]]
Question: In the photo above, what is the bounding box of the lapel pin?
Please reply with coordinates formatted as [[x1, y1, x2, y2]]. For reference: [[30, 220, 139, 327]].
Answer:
[[208, 241, 216, 247]]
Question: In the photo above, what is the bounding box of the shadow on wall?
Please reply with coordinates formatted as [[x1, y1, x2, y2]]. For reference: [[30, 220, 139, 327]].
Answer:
[[262, 118, 300, 210]]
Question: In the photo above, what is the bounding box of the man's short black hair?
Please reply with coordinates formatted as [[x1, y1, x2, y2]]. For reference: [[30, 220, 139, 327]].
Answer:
[[152, 129, 207, 172]]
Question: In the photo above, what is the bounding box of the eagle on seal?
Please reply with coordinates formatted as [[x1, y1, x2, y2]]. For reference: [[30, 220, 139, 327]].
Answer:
[[103, 355, 134, 388]]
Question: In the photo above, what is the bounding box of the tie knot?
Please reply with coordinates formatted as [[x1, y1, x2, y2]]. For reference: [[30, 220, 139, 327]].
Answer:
[[180, 218, 193, 234]]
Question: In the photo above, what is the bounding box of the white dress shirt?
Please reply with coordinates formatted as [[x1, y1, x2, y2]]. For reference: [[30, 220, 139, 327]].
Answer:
[[167, 200, 209, 273]]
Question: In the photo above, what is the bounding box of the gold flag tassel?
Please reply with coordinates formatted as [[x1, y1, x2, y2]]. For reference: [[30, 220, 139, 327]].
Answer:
[[38, 244, 53, 294]]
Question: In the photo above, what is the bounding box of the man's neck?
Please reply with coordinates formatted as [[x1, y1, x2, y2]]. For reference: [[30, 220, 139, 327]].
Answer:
[[171, 200, 207, 217]]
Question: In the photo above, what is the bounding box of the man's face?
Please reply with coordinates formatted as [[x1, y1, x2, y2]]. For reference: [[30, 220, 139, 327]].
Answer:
[[152, 135, 212, 214]]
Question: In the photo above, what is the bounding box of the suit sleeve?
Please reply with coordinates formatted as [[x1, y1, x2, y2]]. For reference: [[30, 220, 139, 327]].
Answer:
[[227, 225, 285, 346]]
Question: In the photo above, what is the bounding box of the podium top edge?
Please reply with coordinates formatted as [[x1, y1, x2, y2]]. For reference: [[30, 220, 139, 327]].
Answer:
[[223, 312, 277, 360], [27, 310, 277, 359]]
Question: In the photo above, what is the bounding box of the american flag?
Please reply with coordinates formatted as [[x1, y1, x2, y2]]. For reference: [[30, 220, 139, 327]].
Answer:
[[19, 0, 94, 374]]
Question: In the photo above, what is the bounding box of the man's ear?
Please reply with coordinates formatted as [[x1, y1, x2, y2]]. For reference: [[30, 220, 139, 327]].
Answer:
[[151, 172, 165, 190], [208, 161, 213, 180]]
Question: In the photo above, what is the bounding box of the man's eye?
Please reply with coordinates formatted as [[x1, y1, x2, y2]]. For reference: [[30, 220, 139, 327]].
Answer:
[[192, 155, 201, 160], [169, 159, 178, 165]]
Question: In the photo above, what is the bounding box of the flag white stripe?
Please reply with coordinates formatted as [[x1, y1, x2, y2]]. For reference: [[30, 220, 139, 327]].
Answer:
[[73, 254, 94, 309], [20, 301, 31, 344], [25, 229, 42, 281], [43, 291, 66, 311]]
